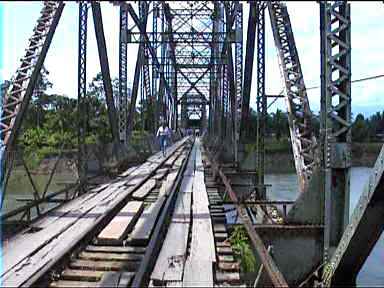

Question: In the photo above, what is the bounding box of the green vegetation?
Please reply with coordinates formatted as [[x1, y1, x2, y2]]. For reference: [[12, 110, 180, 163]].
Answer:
[[14, 67, 383, 170], [352, 112, 384, 142], [229, 226, 257, 273], [245, 107, 384, 143], [18, 70, 151, 169]]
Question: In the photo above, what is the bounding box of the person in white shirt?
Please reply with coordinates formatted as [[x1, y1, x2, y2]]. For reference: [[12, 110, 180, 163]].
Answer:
[[156, 122, 171, 156]]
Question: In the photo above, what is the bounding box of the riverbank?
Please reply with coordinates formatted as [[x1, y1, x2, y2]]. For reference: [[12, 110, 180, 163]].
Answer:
[[244, 141, 383, 174]]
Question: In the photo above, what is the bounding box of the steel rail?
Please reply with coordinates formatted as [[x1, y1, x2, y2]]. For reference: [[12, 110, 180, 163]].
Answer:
[[9, 137, 191, 287], [131, 138, 194, 287]]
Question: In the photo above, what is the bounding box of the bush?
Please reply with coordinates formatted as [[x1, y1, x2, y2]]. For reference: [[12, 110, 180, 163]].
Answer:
[[229, 226, 257, 273]]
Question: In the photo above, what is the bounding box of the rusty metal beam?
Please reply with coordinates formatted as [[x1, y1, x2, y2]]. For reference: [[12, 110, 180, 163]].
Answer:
[[240, 2, 257, 139], [323, 145, 384, 286], [205, 148, 289, 287], [126, 3, 173, 105], [91, 2, 119, 143]]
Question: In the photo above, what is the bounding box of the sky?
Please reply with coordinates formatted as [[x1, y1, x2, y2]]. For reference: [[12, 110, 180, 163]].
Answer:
[[1, 1, 384, 118]]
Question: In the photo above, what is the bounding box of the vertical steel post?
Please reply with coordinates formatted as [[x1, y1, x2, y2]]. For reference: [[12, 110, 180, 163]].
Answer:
[[118, 5, 128, 143], [241, 2, 257, 140], [78, 1, 88, 193], [153, 1, 159, 132], [234, 3, 243, 152], [322, 1, 352, 262], [256, 2, 266, 199]]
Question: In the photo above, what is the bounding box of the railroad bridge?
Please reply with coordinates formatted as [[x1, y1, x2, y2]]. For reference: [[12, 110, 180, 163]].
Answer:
[[0, 1, 383, 287]]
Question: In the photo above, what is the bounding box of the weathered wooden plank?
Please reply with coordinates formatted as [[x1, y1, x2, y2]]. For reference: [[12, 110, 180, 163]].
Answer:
[[97, 201, 144, 244], [85, 245, 145, 254], [151, 223, 189, 282], [153, 168, 169, 180], [166, 281, 183, 287], [172, 192, 191, 224], [78, 251, 143, 262], [129, 197, 166, 244], [159, 172, 178, 197], [215, 272, 241, 284], [193, 172, 209, 207], [61, 269, 104, 281], [2, 184, 133, 278], [183, 142, 215, 287], [132, 179, 156, 200], [183, 259, 213, 287], [1, 186, 135, 287], [1, 138, 190, 287], [70, 259, 139, 271], [50, 280, 98, 288], [118, 166, 138, 177], [180, 176, 193, 193]]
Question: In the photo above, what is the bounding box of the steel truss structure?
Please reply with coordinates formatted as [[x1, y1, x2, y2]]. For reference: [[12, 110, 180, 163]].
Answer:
[[1, 1, 383, 286]]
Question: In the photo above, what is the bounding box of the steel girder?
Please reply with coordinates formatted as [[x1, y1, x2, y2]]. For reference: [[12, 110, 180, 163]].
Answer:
[[256, 2, 267, 199], [319, 5, 380, 283], [240, 2, 257, 139], [126, 3, 174, 107], [78, 2, 88, 192], [124, 31, 233, 44], [234, 3, 243, 149], [91, 2, 119, 143], [321, 0, 352, 267], [0, 2, 64, 155], [126, 2, 148, 138], [268, 1, 318, 193], [118, 5, 128, 143], [163, 1, 217, 127], [152, 1, 159, 132]]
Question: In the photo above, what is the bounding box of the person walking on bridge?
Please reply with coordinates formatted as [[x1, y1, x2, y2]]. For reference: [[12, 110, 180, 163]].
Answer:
[[157, 121, 171, 157]]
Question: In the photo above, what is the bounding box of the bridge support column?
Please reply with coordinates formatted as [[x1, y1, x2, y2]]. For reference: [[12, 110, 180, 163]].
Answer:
[[78, 2, 88, 193], [321, 1, 352, 262]]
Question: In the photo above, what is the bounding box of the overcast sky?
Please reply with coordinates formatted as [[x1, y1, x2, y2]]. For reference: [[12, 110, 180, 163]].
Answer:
[[1, 1, 384, 118]]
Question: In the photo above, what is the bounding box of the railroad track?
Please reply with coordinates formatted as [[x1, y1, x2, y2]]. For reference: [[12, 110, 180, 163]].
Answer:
[[1, 137, 193, 287], [146, 140, 244, 287], [4, 137, 258, 287], [42, 141, 192, 287]]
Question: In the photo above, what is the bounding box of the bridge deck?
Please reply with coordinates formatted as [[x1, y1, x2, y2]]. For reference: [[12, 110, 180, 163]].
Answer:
[[0, 138, 189, 287], [1, 137, 244, 287]]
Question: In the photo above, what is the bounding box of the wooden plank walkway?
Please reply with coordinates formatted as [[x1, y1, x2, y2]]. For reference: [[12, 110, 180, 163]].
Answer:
[[97, 201, 144, 244], [183, 140, 215, 287], [128, 197, 166, 244], [0, 138, 190, 287], [151, 138, 216, 287]]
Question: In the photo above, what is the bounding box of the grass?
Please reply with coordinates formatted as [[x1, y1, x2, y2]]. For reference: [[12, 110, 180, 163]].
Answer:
[[229, 226, 257, 273]]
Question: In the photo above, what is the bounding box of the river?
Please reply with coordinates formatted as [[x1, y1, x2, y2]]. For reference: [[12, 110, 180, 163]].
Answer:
[[266, 167, 383, 286]]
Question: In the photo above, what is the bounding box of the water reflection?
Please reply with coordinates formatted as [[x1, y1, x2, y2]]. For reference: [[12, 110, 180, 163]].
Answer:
[[265, 167, 383, 286]]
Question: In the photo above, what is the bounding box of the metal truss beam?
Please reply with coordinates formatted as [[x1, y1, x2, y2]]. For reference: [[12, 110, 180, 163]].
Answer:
[[321, 0, 352, 266], [78, 1, 88, 192], [268, 1, 318, 193], [118, 5, 128, 143], [0, 2, 64, 155], [256, 2, 267, 199], [240, 2, 257, 140], [126, 3, 174, 104], [91, 2, 119, 143], [206, 150, 289, 288], [126, 2, 148, 139]]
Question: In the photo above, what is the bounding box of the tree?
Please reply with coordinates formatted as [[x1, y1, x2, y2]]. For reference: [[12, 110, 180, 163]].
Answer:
[[352, 113, 369, 142]]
